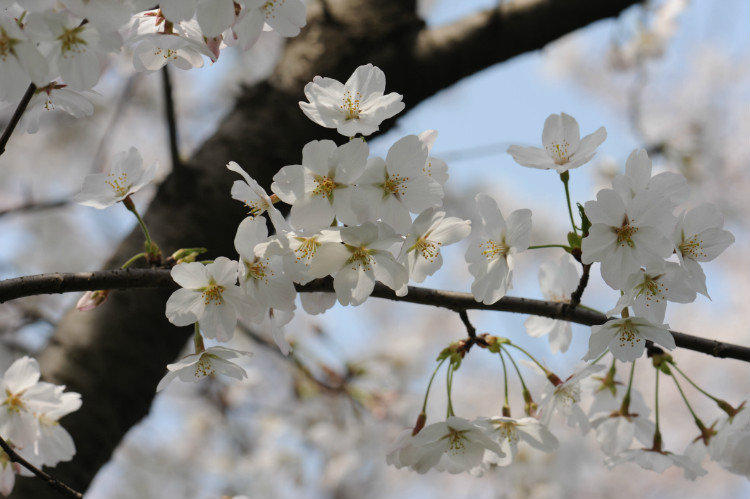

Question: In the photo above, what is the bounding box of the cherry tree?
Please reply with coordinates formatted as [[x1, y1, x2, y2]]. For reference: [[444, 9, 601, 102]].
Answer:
[[0, 0, 748, 498]]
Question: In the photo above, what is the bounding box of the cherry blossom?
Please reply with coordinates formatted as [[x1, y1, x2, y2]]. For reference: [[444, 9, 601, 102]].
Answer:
[[672, 203, 735, 297], [20, 83, 96, 134], [608, 261, 695, 323], [156, 346, 252, 391], [507, 112, 606, 173], [465, 194, 532, 304], [234, 217, 296, 319], [524, 254, 579, 353], [583, 316, 675, 363], [0, 14, 50, 102], [606, 448, 706, 480], [227, 161, 289, 233], [354, 134, 444, 233], [581, 188, 675, 289], [271, 139, 368, 231], [611, 148, 688, 206], [538, 363, 605, 434], [165, 257, 249, 342], [709, 406, 750, 478], [397, 417, 504, 474], [474, 416, 558, 467], [308, 222, 408, 306], [589, 388, 655, 457], [74, 147, 157, 209], [398, 208, 471, 284], [299, 64, 405, 137]]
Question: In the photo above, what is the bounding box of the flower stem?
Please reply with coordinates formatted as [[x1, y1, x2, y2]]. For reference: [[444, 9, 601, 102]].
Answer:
[[653, 366, 662, 449], [505, 342, 549, 376], [193, 323, 205, 354], [121, 253, 147, 269], [560, 171, 578, 236], [446, 361, 456, 418], [123, 196, 161, 263], [498, 348, 510, 415], [421, 358, 446, 414], [620, 359, 636, 414], [527, 244, 571, 251], [670, 363, 722, 404], [671, 371, 702, 425]]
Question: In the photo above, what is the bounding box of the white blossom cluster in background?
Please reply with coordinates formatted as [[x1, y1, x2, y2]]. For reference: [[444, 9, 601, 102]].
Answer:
[[0, 357, 80, 496], [0, 0, 306, 132]]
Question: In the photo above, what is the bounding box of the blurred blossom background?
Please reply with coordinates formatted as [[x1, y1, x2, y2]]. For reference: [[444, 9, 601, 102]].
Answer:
[[0, 0, 748, 497]]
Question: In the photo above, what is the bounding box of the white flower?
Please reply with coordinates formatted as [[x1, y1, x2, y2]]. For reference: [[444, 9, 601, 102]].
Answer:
[[227, 161, 289, 233], [234, 216, 296, 316], [474, 416, 558, 467], [606, 448, 706, 480], [612, 148, 688, 205], [581, 188, 675, 289], [271, 139, 368, 231], [242, 0, 306, 37], [156, 346, 252, 391], [583, 316, 675, 363], [165, 257, 249, 342], [20, 83, 96, 134], [589, 388, 655, 457], [608, 261, 695, 324], [353, 134, 444, 233], [0, 14, 50, 102], [538, 363, 605, 434], [418, 129, 449, 186], [398, 208, 471, 283], [465, 194, 532, 305], [404, 417, 504, 474], [74, 147, 156, 209], [709, 406, 750, 478], [524, 254, 579, 353], [281, 228, 341, 285], [507, 112, 606, 173], [672, 203, 735, 297], [308, 222, 408, 306], [299, 64, 405, 137], [32, 391, 81, 467]]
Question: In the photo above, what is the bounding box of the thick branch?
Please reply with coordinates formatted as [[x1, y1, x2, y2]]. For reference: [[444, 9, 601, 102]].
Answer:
[[3, 270, 748, 363]]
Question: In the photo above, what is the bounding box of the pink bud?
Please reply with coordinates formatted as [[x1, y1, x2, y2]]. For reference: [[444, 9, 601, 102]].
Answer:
[[76, 290, 110, 311]]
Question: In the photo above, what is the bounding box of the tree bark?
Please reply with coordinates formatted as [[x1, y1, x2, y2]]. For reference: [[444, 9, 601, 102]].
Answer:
[[10, 0, 640, 496]]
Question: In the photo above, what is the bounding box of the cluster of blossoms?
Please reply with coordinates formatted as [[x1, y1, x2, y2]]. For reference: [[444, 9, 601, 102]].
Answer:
[[67, 61, 744, 483], [1, 0, 306, 132], [0, 357, 80, 496]]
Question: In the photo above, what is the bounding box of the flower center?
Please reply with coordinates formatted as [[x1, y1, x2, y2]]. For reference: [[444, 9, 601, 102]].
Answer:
[[0, 29, 16, 60], [347, 246, 374, 271], [480, 239, 509, 260], [194, 354, 216, 378], [679, 234, 707, 260], [495, 421, 520, 443], [3, 389, 25, 414], [312, 175, 336, 200], [634, 273, 667, 303], [245, 258, 272, 284], [341, 90, 362, 120], [201, 283, 225, 305], [105, 172, 130, 198], [383, 172, 409, 197], [414, 237, 440, 261], [261, 0, 283, 20], [555, 384, 581, 407], [443, 428, 469, 454], [547, 141, 571, 164], [58, 26, 87, 55], [615, 222, 639, 248], [616, 319, 641, 347], [294, 237, 318, 265]]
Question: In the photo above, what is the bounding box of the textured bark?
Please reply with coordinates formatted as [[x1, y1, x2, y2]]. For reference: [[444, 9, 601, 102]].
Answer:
[[10, 0, 640, 496]]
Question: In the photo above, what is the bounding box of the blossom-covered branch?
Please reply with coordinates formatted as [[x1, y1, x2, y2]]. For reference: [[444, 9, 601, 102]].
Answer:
[[2, 269, 748, 363]]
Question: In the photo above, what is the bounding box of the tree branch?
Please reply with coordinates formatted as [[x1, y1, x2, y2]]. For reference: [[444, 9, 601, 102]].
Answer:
[[2, 269, 748, 363], [0, 83, 36, 157], [0, 436, 82, 499]]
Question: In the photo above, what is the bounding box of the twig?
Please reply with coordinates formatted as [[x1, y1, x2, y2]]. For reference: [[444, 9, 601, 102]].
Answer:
[[0, 198, 70, 218], [1, 270, 749, 363], [161, 65, 181, 171], [0, 83, 36, 157], [0, 435, 83, 499], [568, 263, 591, 309]]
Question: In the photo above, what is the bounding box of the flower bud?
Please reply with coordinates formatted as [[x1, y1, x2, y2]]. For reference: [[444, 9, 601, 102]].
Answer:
[[76, 290, 110, 311]]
